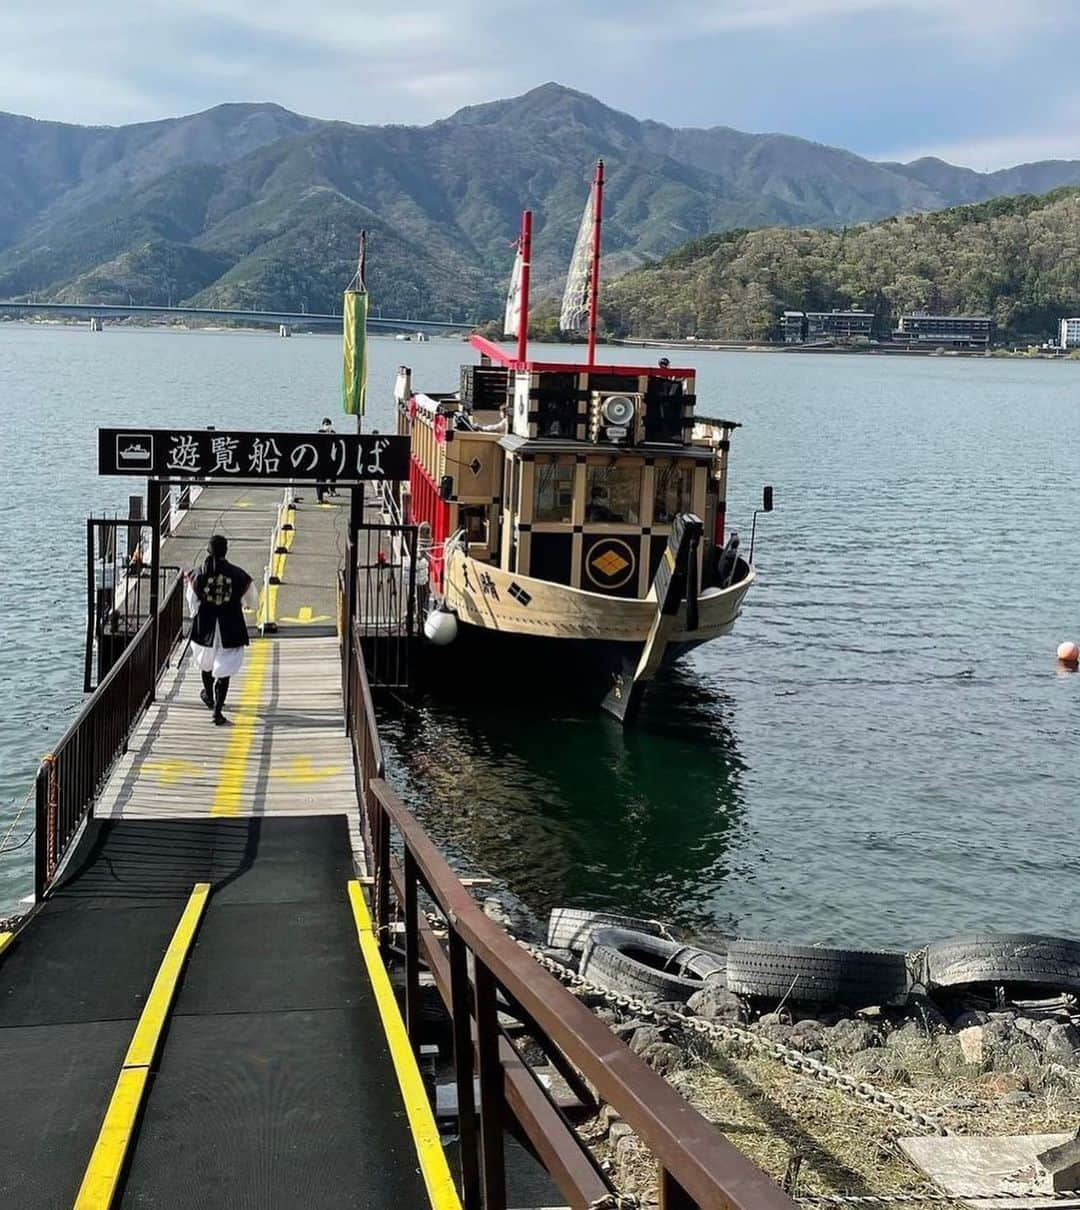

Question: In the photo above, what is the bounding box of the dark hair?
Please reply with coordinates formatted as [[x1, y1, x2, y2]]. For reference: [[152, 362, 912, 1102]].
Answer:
[[658, 357, 670, 367], [321, 417, 332, 425], [208, 534, 228, 558]]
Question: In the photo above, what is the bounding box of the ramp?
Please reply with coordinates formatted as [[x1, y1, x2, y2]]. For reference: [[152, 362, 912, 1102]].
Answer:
[[0, 818, 443, 1209]]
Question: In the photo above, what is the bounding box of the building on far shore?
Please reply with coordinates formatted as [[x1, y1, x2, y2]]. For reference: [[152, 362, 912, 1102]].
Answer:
[[806, 309, 875, 341], [1060, 317, 1080, 349], [781, 311, 806, 343], [893, 312, 994, 349], [780, 309, 875, 342]]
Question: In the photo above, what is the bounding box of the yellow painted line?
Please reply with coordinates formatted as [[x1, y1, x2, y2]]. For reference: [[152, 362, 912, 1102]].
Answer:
[[280, 606, 333, 625], [0, 931, 12, 956], [280, 509, 295, 550], [74, 883, 210, 1210], [210, 640, 271, 817], [140, 758, 204, 787], [257, 584, 279, 627], [271, 756, 343, 785], [347, 882, 462, 1210], [270, 551, 287, 582]]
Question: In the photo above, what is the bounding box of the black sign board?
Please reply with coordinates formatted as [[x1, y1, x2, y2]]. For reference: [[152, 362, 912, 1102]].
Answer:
[[98, 428, 409, 482]]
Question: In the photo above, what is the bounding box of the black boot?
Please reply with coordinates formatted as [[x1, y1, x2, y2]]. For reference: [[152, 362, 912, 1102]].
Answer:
[[200, 671, 214, 711], [213, 676, 231, 725]]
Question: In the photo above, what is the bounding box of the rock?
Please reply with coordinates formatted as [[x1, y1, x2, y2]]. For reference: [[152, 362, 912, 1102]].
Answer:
[[1044, 1023, 1080, 1065], [980, 1072, 1027, 1095], [610, 1017, 649, 1038], [629, 1026, 666, 1056], [945, 1097, 979, 1111], [686, 984, 744, 1023], [1003, 1090, 1033, 1107], [593, 1007, 620, 1026], [758, 1011, 792, 1027], [991, 1037, 1043, 1078], [790, 1020, 827, 1052], [640, 1041, 684, 1076], [608, 1120, 634, 1145], [825, 1019, 881, 1055], [482, 893, 542, 942], [934, 1033, 971, 1078], [1014, 1017, 1052, 1045], [849, 1050, 910, 1084], [757, 1021, 795, 1047], [886, 1021, 927, 1050], [958, 1025, 987, 1065]]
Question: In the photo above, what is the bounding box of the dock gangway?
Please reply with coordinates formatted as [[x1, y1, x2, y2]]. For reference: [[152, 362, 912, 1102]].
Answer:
[[0, 482, 794, 1210]]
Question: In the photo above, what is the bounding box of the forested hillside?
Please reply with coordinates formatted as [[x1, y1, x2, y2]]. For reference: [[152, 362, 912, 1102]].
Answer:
[[3, 85, 1080, 319], [600, 189, 1080, 342]]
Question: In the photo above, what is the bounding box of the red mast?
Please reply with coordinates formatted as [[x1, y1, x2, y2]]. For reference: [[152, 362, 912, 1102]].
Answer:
[[517, 209, 532, 365], [586, 159, 604, 366]]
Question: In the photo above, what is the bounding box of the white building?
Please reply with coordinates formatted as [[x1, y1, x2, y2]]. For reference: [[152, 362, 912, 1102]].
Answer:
[[1060, 317, 1080, 349]]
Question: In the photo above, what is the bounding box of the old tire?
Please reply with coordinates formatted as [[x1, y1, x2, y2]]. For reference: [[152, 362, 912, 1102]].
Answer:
[[926, 933, 1080, 992], [580, 927, 727, 1004], [726, 941, 910, 1007], [546, 907, 665, 954]]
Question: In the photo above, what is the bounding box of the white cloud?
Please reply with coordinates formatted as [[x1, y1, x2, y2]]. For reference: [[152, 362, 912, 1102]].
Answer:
[[0, 0, 1074, 172]]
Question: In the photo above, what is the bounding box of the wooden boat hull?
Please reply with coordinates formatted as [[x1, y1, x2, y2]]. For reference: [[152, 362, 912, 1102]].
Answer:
[[423, 550, 754, 710]]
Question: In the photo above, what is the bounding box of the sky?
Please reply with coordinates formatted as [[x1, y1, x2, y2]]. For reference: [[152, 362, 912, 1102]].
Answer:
[[1, 0, 1077, 171]]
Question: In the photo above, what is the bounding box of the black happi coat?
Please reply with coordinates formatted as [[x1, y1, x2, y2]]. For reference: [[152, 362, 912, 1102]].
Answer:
[[191, 558, 253, 649]]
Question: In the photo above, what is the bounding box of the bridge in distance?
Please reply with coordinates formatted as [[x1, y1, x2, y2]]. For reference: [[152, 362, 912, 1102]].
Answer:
[[0, 300, 476, 332]]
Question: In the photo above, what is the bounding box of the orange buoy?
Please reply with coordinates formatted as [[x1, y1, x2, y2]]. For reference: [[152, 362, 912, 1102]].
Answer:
[[1058, 640, 1080, 665]]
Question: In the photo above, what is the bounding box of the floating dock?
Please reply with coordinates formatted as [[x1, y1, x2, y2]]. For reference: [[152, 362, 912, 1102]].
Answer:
[[0, 447, 793, 1210]]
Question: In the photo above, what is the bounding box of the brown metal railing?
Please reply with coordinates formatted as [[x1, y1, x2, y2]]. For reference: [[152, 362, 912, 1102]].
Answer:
[[343, 633, 794, 1210], [34, 575, 185, 899]]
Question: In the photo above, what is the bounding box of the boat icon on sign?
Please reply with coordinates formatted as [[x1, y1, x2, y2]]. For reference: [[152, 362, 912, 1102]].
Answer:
[[116, 434, 154, 467]]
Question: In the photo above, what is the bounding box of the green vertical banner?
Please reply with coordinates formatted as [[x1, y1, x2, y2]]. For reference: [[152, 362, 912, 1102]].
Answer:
[[342, 288, 368, 416]]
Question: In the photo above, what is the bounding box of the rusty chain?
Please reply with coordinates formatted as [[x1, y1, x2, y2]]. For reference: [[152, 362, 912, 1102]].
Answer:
[[517, 939, 956, 1139]]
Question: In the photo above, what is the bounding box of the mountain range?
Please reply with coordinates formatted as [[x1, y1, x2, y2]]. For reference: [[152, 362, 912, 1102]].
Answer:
[[2, 83, 1079, 319]]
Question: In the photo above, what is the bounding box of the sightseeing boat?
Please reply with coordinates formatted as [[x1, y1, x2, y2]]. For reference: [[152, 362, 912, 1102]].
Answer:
[[388, 164, 763, 722]]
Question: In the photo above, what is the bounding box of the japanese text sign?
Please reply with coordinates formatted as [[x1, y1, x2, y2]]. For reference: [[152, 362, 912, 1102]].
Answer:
[[98, 428, 409, 482]]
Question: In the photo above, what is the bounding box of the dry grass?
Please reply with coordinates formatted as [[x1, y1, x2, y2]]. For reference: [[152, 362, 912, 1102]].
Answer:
[[595, 1033, 1080, 1206]]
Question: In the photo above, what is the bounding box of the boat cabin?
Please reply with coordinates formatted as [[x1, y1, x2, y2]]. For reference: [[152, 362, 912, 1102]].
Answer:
[[395, 338, 739, 600]]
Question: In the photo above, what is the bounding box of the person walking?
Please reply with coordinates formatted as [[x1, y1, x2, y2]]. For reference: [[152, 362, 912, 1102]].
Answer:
[[184, 534, 258, 725], [316, 416, 336, 503]]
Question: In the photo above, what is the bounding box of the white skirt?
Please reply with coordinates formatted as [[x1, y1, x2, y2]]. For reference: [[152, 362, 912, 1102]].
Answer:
[[191, 622, 246, 679]]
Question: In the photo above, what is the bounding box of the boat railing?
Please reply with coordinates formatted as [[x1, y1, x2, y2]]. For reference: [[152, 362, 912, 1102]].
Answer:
[[34, 574, 186, 898], [342, 632, 794, 1210]]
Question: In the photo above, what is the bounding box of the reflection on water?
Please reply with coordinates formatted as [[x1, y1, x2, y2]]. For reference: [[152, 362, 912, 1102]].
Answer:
[[380, 663, 747, 938]]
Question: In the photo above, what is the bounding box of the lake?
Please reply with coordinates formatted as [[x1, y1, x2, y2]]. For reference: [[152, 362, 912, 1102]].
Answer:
[[2, 322, 1078, 951]]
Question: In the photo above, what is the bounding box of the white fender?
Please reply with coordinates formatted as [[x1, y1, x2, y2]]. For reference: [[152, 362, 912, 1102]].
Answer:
[[424, 607, 458, 646]]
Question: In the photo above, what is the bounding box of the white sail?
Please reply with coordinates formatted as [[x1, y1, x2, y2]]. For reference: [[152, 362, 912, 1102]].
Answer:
[[559, 187, 595, 334], [503, 240, 523, 337]]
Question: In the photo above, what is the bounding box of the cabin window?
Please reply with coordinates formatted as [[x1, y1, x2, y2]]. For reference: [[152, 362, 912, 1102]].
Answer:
[[653, 461, 694, 524], [533, 456, 575, 523], [586, 464, 641, 524], [461, 506, 489, 545]]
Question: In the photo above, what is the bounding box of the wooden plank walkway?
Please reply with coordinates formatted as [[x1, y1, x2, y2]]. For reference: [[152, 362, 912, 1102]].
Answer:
[[97, 636, 357, 827]]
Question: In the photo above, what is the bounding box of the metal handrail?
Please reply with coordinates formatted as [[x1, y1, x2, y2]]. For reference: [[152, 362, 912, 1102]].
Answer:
[[33, 575, 185, 898], [342, 629, 792, 1210]]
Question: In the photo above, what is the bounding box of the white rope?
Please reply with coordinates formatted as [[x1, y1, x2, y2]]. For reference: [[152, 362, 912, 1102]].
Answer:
[[0, 785, 36, 853]]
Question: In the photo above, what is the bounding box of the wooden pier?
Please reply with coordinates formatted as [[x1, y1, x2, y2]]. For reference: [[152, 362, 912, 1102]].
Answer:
[[0, 443, 794, 1210]]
